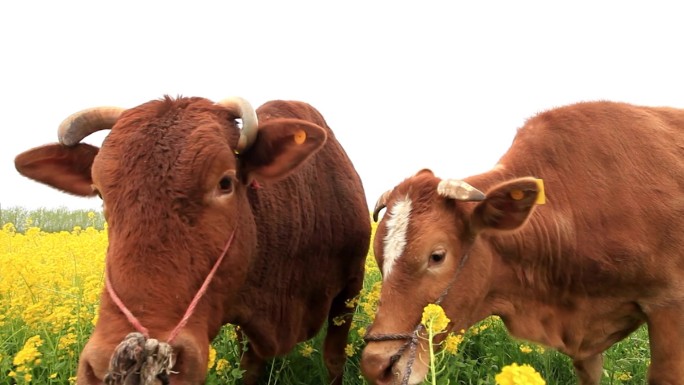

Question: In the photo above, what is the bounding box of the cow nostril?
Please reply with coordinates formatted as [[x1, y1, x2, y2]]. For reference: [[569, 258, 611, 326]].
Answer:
[[362, 351, 399, 385], [379, 363, 396, 384], [82, 358, 103, 384], [388, 353, 401, 367]]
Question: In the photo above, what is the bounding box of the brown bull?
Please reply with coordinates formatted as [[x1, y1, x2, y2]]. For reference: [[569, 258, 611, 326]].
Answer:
[[15, 96, 371, 385], [361, 101, 684, 385]]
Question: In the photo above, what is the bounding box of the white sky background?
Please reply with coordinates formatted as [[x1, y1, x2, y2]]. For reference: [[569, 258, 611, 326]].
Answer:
[[1, 1, 682, 212]]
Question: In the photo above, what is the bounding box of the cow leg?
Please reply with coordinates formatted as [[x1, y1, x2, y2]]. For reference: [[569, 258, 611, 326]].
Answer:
[[646, 306, 684, 385], [236, 330, 267, 385], [572, 353, 603, 385], [323, 277, 364, 385], [239, 347, 266, 385]]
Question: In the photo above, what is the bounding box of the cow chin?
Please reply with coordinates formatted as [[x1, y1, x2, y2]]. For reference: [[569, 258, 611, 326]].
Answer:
[[77, 330, 209, 385], [361, 341, 429, 385]]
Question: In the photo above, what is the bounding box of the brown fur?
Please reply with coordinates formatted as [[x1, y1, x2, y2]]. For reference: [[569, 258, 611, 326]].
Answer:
[[361, 101, 684, 385], [15, 96, 371, 385]]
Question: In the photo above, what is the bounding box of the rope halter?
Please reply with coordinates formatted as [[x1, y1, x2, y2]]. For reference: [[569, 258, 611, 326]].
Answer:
[[103, 229, 236, 385]]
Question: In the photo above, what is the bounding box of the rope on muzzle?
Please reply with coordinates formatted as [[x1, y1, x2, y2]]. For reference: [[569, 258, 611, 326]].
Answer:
[[102, 230, 236, 385], [364, 325, 425, 385], [363, 252, 470, 385]]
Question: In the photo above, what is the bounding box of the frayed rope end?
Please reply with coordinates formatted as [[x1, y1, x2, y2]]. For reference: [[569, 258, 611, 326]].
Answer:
[[104, 332, 176, 385]]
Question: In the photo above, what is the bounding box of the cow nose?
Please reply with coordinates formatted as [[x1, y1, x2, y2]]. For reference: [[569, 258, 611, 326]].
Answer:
[[77, 334, 206, 385], [79, 358, 103, 384], [361, 347, 399, 385], [77, 342, 110, 384], [165, 333, 208, 385]]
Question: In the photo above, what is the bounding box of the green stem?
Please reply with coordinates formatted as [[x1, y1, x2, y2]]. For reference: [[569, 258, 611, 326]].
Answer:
[[428, 322, 437, 385]]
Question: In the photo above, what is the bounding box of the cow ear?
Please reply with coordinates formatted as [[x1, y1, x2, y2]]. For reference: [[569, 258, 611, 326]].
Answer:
[[15, 143, 100, 197], [470, 177, 543, 232], [239, 118, 327, 182]]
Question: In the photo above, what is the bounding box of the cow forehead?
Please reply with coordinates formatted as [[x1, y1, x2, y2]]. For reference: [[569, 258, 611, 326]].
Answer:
[[378, 176, 465, 279], [92, 97, 242, 219], [98, 98, 239, 171], [382, 195, 413, 279]]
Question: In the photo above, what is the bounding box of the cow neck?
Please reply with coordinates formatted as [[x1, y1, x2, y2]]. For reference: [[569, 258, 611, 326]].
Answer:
[[105, 228, 236, 343]]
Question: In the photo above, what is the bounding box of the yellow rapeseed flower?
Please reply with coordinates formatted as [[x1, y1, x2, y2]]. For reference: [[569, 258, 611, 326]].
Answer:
[[215, 358, 230, 373], [0, 223, 107, 341], [443, 333, 464, 355], [2, 222, 16, 233], [345, 343, 355, 357], [495, 363, 546, 385], [421, 304, 450, 334], [58, 332, 78, 356], [207, 346, 217, 369], [615, 372, 632, 381], [13, 335, 43, 367], [299, 343, 315, 358], [345, 295, 359, 309], [225, 326, 238, 341], [360, 282, 382, 319]]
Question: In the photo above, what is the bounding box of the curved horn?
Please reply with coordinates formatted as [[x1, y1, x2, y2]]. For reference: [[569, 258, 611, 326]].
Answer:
[[437, 179, 486, 201], [216, 97, 259, 153], [372, 189, 393, 222], [58, 107, 125, 146]]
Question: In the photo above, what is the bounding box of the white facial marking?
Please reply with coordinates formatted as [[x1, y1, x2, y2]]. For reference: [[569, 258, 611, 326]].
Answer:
[[382, 196, 412, 279]]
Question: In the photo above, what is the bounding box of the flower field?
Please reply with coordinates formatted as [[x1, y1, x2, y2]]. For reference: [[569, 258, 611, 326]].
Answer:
[[0, 208, 650, 384]]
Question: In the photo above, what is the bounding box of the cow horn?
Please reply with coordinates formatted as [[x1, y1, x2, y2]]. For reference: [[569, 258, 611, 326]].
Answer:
[[437, 179, 486, 201], [216, 97, 259, 153], [58, 107, 125, 146], [372, 190, 393, 222]]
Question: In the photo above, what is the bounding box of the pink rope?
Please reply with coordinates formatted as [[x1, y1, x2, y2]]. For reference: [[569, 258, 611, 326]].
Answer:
[[106, 270, 150, 337], [105, 229, 236, 343]]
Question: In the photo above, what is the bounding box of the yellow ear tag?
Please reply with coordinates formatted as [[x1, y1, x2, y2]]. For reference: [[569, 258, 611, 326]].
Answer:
[[510, 189, 524, 200], [294, 129, 306, 145], [535, 178, 546, 205]]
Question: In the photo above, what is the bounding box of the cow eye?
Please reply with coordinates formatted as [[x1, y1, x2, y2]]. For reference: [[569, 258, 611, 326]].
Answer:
[[429, 250, 446, 265], [218, 176, 234, 194]]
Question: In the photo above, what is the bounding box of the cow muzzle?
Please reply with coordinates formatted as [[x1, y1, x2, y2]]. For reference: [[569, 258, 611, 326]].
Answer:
[[77, 331, 208, 385], [361, 340, 429, 385]]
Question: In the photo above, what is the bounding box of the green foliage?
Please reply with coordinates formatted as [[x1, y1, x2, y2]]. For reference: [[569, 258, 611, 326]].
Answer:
[[0, 206, 105, 233]]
